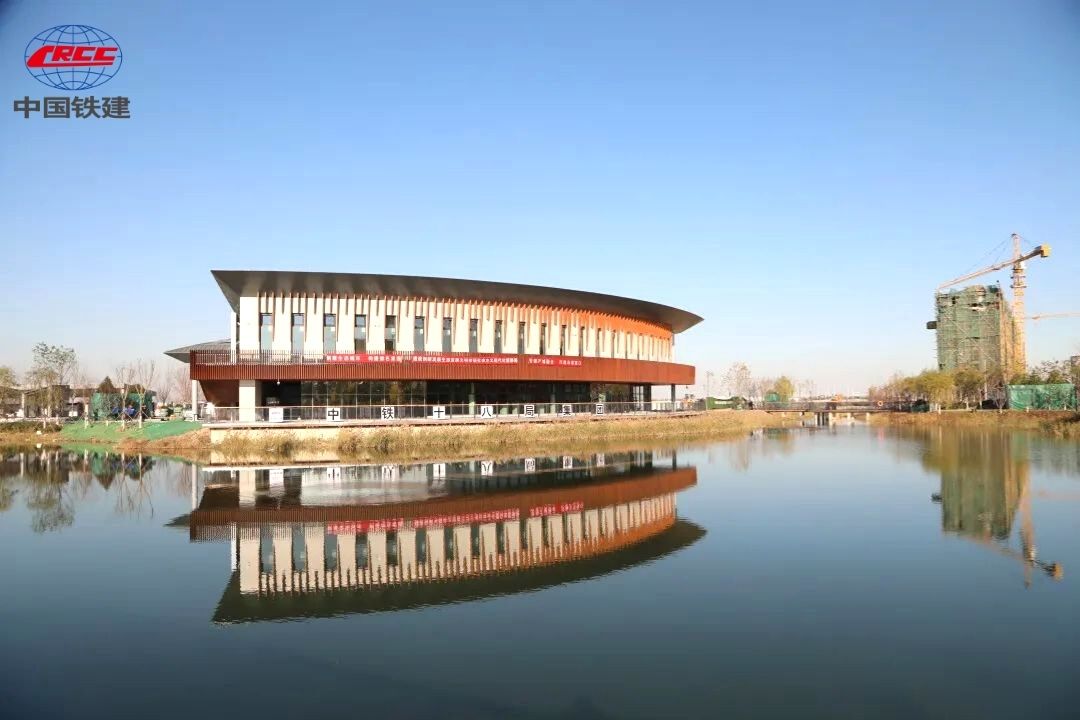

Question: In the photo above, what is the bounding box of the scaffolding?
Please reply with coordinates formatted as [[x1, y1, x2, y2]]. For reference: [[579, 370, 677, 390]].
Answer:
[[932, 284, 1017, 373]]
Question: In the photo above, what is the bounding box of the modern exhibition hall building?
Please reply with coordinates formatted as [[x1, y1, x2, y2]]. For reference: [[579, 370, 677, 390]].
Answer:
[[166, 271, 701, 421]]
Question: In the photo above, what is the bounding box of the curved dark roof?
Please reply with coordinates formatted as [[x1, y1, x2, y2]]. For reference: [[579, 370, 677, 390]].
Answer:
[[164, 339, 229, 363], [211, 270, 703, 333]]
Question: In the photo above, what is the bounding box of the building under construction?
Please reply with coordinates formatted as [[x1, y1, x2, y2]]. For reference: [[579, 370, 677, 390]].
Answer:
[[929, 284, 1018, 373]]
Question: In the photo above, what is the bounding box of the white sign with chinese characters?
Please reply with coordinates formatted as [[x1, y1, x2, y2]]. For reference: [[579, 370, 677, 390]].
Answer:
[[430, 405, 447, 420], [559, 404, 573, 417], [594, 403, 605, 416], [325, 407, 343, 422], [268, 468, 284, 489], [268, 407, 284, 423], [478, 405, 495, 419], [563, 456, 574, 469], [480, 460, 494, 476], [432, 463, 447, 479], [524, 458, 536, 472], [381, 406, 396, 420], [523, 404, 537, 418]]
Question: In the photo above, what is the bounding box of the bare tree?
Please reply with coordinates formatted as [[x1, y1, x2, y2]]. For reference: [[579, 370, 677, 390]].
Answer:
[[132, 359, 157, 428], [723, 362, 752, 399], [73, 365, 95, 427], [27, 343, 77, 427], [113, 363, 136, 429], [0, 366, 19, 416], [165, 362, 190, 406]]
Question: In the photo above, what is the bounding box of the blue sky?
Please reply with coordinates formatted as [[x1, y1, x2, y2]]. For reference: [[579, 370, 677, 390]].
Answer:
[[2, 0, 1078, 393]]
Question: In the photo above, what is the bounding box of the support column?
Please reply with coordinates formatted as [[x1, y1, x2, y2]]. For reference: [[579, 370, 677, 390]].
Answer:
[[502, 520, 520, 560], [190, 463, 199, 511], [239, 379, 258, 422], [190, 380, 199, 420], [238, 468, 256, 507], [305, 525, 325, 586], [239, 531, 260, 594], [671, 384, 676, 410], [273, 526, 293, 590]]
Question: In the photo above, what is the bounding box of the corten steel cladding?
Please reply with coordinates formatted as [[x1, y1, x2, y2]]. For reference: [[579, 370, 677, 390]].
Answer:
[[189, 351, 695, 386]]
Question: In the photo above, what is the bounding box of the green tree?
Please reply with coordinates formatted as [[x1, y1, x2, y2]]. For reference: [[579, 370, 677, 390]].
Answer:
[[953, 367, 985, 407], [915, 369, 955, 408], [772, 376, 795, 402]]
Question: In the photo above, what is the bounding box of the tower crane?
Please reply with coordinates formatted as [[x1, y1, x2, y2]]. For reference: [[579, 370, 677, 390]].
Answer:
[[1030, 312, 1080, 321], [937, 234, 1051, 374]]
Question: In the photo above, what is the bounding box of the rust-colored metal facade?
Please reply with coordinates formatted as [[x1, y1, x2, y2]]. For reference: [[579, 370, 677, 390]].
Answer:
[[191, 467, 696, 538], [190, 351, 695, 385]]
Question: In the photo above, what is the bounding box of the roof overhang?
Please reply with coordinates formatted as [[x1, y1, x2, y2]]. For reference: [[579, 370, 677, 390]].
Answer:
[[165, 339, 230, 363], [211, 270, 703, 334]]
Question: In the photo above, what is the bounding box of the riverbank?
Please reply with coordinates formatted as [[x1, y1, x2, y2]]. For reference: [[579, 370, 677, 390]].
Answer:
[[869, 410, 1080, 438], [0, 420, 211, 454], [2, 411, 785, 463], [209, 410, 784, 463]]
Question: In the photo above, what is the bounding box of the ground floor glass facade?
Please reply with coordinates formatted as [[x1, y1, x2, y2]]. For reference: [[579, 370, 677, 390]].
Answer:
[[261, 380, 652, 412]]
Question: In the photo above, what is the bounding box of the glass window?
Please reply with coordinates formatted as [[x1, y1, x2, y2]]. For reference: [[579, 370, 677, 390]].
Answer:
[[291, 313, 305, 354], [259, 313, 273, 352], [260, 526, 275, 573], [323, 314, 336, 354], [385, 315, 397, 352], [540, 323, 547, 355], [291, 524, 307, 572], [596, 328, 602, 356], [444, 527, 456, 560], [469, 319, 479, 353], [416, 530, 428, 565], [518, 322, 526, 354], [387, 531, 399, 567], [442, 317, 452, 352], [559, 324, 566, 355], [494, 320, 503, 354], [414, 316, 425, 351], [355, 535, 369, 569], [354, 315, 367, 353], [579, 327, 585, 356], [610, 330, 616, 358], [324, 533, 339, 571]]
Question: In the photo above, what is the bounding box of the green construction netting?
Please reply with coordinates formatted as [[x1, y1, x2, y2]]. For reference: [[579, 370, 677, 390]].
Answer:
[[1005, 384, 1077, 410]]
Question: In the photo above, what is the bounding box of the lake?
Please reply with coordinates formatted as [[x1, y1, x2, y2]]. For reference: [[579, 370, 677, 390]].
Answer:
[[2, 426, 1078, 719]]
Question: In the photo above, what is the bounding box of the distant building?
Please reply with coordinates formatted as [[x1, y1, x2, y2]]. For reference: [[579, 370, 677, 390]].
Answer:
[[0, 384, 75, 419], [930, 284, 1017, 373]]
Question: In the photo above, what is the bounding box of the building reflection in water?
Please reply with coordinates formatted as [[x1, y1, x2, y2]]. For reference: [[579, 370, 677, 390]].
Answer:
[[913, 428, 1063, 586], [184, 450, 704, 623]]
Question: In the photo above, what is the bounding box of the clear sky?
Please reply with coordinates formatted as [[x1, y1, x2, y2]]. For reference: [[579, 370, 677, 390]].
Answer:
[[2, 0, 1078, 394]]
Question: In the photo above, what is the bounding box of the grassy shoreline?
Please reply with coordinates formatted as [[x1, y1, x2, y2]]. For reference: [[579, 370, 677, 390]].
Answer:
[[2, 411, 785, 463], [213, 411, 786, 464], [869, 410, 1080, 437], [0, 420, 210, 454]]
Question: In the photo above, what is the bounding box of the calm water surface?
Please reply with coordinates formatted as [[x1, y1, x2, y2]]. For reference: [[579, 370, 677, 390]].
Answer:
[[2, 426, 1079, 719]]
